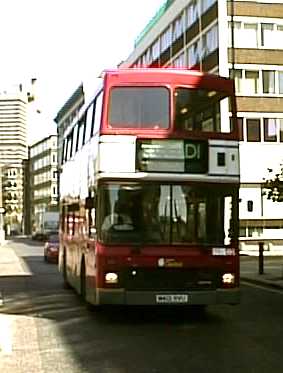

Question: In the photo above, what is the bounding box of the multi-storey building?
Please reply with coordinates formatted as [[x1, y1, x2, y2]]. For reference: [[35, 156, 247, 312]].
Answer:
[[0, 85, 29, 234], [54, 84, 84, 167], [29, 135, 59, 234], [121, 0, 283, 254]]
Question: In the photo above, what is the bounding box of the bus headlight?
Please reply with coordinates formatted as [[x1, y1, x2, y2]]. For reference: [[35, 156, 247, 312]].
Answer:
[[222, 273, 235, 285], [105, 272, 119, 284]]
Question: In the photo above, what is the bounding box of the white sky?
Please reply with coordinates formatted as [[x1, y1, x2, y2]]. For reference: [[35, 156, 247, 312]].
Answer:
[[0, 0, 165, 143]]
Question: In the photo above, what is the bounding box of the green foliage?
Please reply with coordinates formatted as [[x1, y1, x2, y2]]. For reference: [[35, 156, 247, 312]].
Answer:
[[263, 168, 283, 202]]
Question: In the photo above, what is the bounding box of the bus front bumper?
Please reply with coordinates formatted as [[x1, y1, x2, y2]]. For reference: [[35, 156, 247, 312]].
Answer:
[[96, 288, 241, 306]]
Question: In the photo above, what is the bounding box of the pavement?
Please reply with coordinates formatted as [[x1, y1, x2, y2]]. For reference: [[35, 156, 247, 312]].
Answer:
[[0, 239, 283, 291], [240, 254, 283, 289]]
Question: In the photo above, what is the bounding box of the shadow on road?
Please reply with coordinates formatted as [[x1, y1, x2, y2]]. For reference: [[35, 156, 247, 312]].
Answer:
[[1, 243, 241, 373]]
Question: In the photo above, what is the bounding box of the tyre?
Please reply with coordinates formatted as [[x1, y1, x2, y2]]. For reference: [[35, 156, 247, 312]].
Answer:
[[80, 258, 86, 300], [62, 250, 71, 289]]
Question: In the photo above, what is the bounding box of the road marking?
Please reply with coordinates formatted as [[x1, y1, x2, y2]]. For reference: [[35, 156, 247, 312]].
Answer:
[[0, 314, 12, 355], [242, 280, 283, 295]]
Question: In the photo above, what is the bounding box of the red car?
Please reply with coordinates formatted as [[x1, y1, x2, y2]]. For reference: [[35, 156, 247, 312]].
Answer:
[[44, 234, 59, 263]]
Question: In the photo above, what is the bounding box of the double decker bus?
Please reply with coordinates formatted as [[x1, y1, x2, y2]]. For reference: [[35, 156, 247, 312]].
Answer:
[[59, 68, 240, 308]]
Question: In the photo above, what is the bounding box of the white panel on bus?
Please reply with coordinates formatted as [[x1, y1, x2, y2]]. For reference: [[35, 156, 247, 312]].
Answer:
[[208, 140, 240, 177], [98, 135, 136, 173]]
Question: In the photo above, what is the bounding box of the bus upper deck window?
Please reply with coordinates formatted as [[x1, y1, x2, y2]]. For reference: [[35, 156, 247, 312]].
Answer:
[[174, 88, 228, 133], [108, 87, 170, 129]]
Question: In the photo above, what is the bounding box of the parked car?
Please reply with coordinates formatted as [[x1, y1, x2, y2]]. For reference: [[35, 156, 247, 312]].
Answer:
[[44, 234, 59, 263]]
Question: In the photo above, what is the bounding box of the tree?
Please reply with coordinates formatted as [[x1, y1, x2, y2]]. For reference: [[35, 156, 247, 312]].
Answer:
[[263, 167, 283, 202]]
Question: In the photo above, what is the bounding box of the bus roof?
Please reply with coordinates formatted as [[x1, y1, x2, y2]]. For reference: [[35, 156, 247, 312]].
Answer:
[[102, 68, 234, 94]]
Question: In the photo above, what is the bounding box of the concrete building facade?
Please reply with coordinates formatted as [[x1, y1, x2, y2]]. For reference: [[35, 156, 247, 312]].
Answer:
[[0, 86, 29, 234], [122, 0, 283, 254], [54, 84, 84, 168], [29, 135, 59, 234]]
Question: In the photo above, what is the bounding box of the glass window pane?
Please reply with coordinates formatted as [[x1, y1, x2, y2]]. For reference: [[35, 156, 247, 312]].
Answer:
[[174, 87, 227, 133], [279, 72, 283, 94], [230, 117, 243, 140], [247, 119, 261, 142], [98, 183, 237, 246], [245, 71, 259, 94], [92, 91, 103, 136], [98, 183, 170, 245], [275, 25, 283, 49], [279, 119, 283, 142], [261, 23, 273, 47], [85, 104, 94, 142], [243, 23, 258, 48], [264, 118, 277, 142], [230, 69, 242, 93], [76, 114, 86, 151], [263, 71, 275, 93], [233, 21, 242, 48], [108, 87, 170, 129]]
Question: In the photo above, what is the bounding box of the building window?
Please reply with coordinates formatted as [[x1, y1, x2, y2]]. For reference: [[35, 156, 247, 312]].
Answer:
[[172, 13, 185, 43], [231, 21, 241, 48], [188, 39, 200, 67], [261, 23, 283, 49], [172, 52, 185, 68], [278, 72, 283, 94], [201, 0, 216, 14], [261, 23, 273, 47], [202, 25, 218, 57], [247, 119, 260, 142], [243, 23, 258, 48], [263, 71, 275, 94], [245, 71, 259, 94], [161, 26, 172, 53], [279, 119, 283, 142], [231, 69, 242, 93], [264, 118, 277, 142], [186, 0, 199, 28], [230, 117, 243, 141]]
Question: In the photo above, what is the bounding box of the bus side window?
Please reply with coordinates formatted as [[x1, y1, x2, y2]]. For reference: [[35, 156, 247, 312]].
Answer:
[[85, 103, 94, 142], [86, 196, 96, 238], [91, 90, 103, 137]]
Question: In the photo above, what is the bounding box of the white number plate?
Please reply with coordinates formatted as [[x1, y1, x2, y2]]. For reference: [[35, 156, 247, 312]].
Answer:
[[156, 294, 188, 304]]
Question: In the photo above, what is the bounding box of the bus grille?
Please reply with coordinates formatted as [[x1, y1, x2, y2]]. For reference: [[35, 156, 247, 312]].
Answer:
[[121, 268, 221, 291]]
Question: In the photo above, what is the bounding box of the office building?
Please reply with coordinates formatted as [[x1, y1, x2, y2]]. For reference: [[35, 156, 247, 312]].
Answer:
[[29, 135, 59, 234], [0, 85, 29, 234], [122, 0, 283, 253], [54, 84, 84, 167]]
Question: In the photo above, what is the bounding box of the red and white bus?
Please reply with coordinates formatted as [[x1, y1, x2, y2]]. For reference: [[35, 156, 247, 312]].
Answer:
[[59, 68, 240, 308]]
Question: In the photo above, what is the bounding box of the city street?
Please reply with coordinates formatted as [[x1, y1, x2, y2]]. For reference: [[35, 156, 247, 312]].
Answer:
[[0, 238, 283, 373]]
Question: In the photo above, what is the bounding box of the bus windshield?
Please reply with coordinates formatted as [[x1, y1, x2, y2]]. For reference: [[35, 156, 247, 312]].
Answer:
[[108, 86, 170, 129], [174, 88, 229, 132], [97, 182, 237, 246]]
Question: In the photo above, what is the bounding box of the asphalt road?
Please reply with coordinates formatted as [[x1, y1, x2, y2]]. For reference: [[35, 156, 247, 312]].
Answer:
[[1, 238, 283, 373]]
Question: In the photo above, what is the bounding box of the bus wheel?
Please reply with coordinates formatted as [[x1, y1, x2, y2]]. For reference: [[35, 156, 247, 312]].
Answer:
[[62, 250, 70, 289]]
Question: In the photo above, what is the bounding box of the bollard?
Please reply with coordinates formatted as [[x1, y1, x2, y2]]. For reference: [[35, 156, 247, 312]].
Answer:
[[258, 242, 264, 275]]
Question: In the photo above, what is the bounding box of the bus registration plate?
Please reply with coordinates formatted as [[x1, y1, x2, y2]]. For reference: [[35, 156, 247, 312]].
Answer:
[[156, 294, 188, 304]]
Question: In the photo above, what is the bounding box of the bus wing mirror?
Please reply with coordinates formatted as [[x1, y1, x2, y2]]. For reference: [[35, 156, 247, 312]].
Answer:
[[86, 196, 96, 209]]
